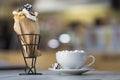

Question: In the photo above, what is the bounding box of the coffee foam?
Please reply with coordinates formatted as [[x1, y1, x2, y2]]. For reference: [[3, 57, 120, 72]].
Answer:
[[56, 50, 85, 54]]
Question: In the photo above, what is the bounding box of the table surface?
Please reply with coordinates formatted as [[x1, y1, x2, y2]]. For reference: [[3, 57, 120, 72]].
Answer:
[[0, 70, 120, 80]]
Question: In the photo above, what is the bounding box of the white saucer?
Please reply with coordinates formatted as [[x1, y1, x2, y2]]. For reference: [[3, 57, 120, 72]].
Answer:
[[48, 67, 94, 75]]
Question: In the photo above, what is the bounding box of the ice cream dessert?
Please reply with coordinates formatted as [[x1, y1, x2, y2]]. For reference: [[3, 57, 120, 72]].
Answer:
[[13, 4, 41, 57]]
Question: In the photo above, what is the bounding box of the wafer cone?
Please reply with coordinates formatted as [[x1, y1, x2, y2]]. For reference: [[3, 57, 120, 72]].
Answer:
[[13, 11, 41, 57]]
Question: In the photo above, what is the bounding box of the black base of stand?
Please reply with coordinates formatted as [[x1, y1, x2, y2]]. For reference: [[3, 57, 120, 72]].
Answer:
[[19, 73, 42, 75]]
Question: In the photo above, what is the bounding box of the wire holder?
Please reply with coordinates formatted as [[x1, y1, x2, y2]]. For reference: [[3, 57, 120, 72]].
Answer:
[[17, 34, 42, 75]]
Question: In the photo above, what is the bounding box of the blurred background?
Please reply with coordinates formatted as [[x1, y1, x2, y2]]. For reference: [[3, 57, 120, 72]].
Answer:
[[0, 0, 120, 71]]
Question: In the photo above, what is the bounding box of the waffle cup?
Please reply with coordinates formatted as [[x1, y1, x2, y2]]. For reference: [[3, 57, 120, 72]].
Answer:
[[13, 11, 41, 57]]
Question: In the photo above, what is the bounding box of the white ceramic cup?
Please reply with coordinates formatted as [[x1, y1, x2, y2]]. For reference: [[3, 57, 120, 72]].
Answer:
[[56, 50, 95, 69]]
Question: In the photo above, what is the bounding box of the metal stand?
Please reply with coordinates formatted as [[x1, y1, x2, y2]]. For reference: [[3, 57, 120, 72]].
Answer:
[[17, 34, 42, 75]]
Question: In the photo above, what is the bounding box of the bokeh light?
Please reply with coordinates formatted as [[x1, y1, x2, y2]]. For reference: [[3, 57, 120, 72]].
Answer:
[[48, 39, 60, 49], [59, 34, 71, 43]]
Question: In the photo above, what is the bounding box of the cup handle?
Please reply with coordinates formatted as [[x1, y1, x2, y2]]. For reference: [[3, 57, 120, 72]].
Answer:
[[85, 55, 95, 67]]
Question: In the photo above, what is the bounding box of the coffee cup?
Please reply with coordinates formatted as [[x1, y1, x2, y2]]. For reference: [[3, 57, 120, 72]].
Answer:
[[56, 50, 95, 69]]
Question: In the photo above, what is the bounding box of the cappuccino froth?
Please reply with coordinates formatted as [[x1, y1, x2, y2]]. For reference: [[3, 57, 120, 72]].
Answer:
[[56, 50, 86, 54]]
